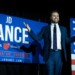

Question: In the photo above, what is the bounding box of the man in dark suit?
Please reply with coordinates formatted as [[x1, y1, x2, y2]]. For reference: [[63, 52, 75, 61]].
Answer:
[[23, 11, 75, 75]]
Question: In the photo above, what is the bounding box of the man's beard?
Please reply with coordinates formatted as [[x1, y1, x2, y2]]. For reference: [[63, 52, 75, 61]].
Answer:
[[51, 20, 59, 23]]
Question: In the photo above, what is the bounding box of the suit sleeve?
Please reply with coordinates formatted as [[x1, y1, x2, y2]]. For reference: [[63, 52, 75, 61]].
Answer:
[[28, 27, 44, 42], [65, 28, 75, 43]]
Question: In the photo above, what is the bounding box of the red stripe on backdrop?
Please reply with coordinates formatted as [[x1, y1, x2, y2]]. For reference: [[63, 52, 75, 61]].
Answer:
[[72, 60, 75, 65], [72, 71, 75, 75]]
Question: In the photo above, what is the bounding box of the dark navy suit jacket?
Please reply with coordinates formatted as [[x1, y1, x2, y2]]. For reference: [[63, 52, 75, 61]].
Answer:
[[29, 25, 75, 62]]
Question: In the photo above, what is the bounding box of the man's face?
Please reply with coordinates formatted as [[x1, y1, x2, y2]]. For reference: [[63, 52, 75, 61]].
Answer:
[[50, 12, 59, 23]]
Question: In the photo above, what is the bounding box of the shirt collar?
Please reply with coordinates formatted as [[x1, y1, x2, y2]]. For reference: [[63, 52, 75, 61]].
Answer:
[[51, 23, 59, 27]]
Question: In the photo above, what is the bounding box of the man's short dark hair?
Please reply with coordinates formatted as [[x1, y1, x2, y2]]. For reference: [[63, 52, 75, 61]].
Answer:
[[50, 10, 59, 17]]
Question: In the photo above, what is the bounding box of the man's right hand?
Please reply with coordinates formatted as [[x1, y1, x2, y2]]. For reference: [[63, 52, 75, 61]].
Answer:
[[23, 22, 31, 32]]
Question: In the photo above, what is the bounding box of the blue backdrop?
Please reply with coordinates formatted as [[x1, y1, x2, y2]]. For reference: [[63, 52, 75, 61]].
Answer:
[[70, 18, 75, 54], [0, 14, 48, 64]]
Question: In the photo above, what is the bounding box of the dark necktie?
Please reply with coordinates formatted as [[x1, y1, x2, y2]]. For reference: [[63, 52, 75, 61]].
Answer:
[[53, 25, 57, 50]]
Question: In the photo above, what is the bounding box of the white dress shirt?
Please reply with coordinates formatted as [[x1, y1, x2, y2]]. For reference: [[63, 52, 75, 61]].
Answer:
[[50, 23, 62, 50]]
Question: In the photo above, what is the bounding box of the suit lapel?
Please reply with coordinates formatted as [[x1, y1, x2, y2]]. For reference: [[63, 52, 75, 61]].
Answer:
[[48, 25, 51, 41], [59, 26, 64, 43], [59, 26, 63, 36]]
